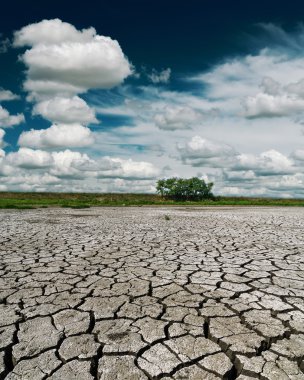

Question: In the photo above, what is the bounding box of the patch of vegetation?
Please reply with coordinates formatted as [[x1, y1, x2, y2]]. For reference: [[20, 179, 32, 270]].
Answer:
[[0, 191, 304, 208], [156, 177, 214, 201]]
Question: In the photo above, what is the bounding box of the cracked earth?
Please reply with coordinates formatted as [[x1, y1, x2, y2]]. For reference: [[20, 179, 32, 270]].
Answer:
[[0, 206, 304, 379]]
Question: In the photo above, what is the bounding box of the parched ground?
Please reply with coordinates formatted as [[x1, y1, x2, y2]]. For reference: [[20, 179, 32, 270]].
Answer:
[[0, 207, 304, 380]]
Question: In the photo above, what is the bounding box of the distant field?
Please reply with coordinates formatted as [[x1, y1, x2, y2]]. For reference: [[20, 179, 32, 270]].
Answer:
[[0, 192, 304, 208]]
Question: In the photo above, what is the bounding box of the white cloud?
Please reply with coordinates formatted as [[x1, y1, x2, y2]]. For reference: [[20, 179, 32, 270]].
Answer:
[[0, 129, 5, 148], [0, 164, 11, 177], [223, 170, 256, 181], [18, 123, 94, 148], [22, 38, 131, 91], [291, 149, 304, 161], [14, 18, 96, 46], [220, 185, 269, 197], [0, 147, 13, 177], [233, 150, 294, 175], [260, 76, 281, 96], [24, 80, 85, 101], [50, 149, 93, 178], [14, 19, 132, 99], [266, 174, 304, 191], [241, 76, 304, 119], [154, 106, 202, 130], [0, 105, 24, 128], [220, 170, 304, 198], [242, 92, 304, 118], [0, 89, 19, 101], [33, 96, 97, 124], [2, 146, 160, 185], [285, 78, 304, 98], [49, 152, 160, 180], [148, 68, 171, 84], [5, 173, 60, 187], [101, 178, 156, 193], [13, 19, 132, 152], [191, 55, 269, 103], [190, 36, 304, 118], [49, 151, 159, 181], [6, 148, 53, 169], [97, 157, 160, 179], [177, 136, 237, 167]]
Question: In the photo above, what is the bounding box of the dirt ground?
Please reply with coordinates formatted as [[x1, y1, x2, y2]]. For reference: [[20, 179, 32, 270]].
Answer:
[[0, 207, 304, 379]]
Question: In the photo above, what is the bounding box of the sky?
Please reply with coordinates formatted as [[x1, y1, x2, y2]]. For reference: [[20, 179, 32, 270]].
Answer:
[[1, 0, 304, 196]]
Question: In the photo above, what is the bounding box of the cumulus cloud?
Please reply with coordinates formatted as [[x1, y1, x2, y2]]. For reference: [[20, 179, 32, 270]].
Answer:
[[18, 123, 94, 148], [285, 79, 304, 98], [266, 174, 304, 191], [50, 149, 94, 178], [97, 157, 160, 179], [33, 96, 97, 124], [0, 129, 5, 148], [220, 170, 304, 198], [232, 150, 295, 175], [260, 77, 281, 96], [13, 19, 133, 152], [6, 148, 53, 169], [223, 170, 256, 182], [14, 19, 132, 99], [218, 146, 304, 198], [5, 173, 60, 188], [21, 39, 131, 91], [50, 150, 159, 180], [3, 146, 160, 184], [177, 136, 237, 167], [50, 153, 160, 180], [14, 18, 96, 46], [3, 148, 95, 181], [148, 68, 171, 84], [0, 105, 24, 128], [242, 93, 304, 118], [0, 89, 19, 101], [24, 80, 84, 101], [291, 149, 304, 161], [99, 178, 156, 193], [0, 146, 14, 177], [0, 163, 12, 177], [154, 106, 202, 130], [241, 75, 304, 118]]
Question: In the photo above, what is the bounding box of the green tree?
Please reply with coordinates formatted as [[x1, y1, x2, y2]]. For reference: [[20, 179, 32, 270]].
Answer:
[[156, 177, 214, 201]]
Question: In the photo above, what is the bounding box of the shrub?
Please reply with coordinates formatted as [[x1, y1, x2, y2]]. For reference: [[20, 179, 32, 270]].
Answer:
[[156, 177, 214, 201]]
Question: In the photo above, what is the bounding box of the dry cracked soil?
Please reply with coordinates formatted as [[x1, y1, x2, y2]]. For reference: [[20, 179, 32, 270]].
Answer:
[[0, 206, 304, 380]]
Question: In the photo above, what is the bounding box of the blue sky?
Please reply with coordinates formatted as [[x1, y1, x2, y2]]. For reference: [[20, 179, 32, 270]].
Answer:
[[1, 0, 304, 196]]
